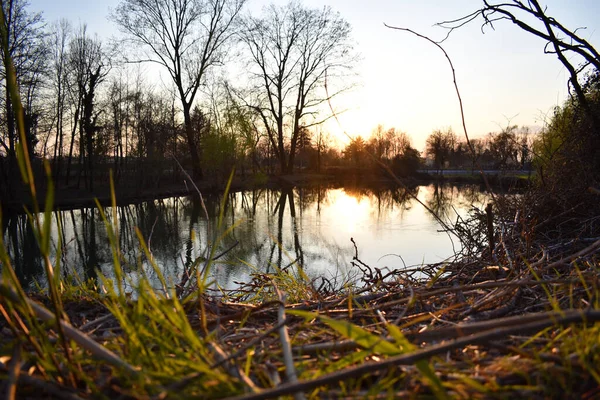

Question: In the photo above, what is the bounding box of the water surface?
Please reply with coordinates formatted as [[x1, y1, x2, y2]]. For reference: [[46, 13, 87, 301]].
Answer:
[[3, 183, 488, 291]]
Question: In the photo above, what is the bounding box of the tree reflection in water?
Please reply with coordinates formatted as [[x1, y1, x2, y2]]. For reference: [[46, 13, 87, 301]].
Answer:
[[2, 184, 486, 291], [426, 183, 488, 223], [3, 212, 42, 288]]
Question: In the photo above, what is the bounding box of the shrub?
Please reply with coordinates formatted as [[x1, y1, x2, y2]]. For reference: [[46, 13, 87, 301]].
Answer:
[[532, 70, 600, 220]]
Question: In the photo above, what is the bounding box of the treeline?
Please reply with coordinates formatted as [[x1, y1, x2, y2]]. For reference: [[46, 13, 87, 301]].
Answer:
[[338, 123, 535, 178], [423, 125, 534, 172], [0, 0, 361, 201], [0, 0, 544, 206]]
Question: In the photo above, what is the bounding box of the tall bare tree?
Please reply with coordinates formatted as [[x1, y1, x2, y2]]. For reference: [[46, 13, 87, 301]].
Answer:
[[386, 128, 411, 159], [425, 127, 457, 173], [66, 25, 107, 190], [48, 19, 71, 178], [240, 2, 357, 174], [0, 0, 46, 198], [112, 0, 247, 180], [488, 125, 519, 169]]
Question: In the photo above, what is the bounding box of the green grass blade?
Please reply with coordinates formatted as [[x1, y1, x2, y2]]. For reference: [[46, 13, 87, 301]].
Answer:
[[288, 309, 401, 356]]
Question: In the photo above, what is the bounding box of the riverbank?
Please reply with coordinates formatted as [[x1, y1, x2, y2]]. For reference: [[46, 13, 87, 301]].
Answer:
[[2, 169, 531, 214]]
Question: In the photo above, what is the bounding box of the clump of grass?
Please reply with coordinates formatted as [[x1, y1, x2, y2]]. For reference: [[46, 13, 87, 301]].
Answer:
[[231, 261, 318, 305]]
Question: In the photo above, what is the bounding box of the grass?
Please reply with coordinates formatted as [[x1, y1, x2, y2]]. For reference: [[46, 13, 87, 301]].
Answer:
[[4, 213, 600, 399], [2, 12, 600, 400]]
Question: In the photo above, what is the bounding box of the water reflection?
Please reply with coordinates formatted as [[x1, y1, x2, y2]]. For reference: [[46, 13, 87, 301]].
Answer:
[[2, 184, 488, 291], [4, 213, 42, 287]]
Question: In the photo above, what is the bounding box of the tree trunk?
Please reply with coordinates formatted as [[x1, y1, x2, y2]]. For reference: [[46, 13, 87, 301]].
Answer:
[[65, 103, 79, 186], [285, 150, 295, 174], [317, 146, 321, 173], [286, 129, 299, 174], [182, 103, 203, 180], [5, 88, 15, 199]]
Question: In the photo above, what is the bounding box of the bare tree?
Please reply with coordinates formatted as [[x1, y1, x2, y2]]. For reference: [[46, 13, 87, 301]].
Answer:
[[19, 27, 49, 160], [516, 126, 533, 169], [239, 2, 357, 174], [0, 0, 46, 198], [468, 137, 488, 171], [106, 74, 127, 179], [112, 0, 247, 180], [66, 25, 107, 190], [488, 125, 519, 169], [314, 126, 330, 173], [370, 124, 388, 160], [438, 0, 600, 126], [48, 19, 71, 178], [425, 127, 457, 173], [385, 127, 411, 160], [208, 83, 265, 176]]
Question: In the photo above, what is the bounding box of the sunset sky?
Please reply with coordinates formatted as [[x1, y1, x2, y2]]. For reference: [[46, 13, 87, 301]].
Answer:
[[29, 0, 600, 151]]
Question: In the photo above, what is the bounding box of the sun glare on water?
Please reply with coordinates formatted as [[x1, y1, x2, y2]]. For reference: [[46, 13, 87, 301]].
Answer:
[[330, 191, 370, 234]]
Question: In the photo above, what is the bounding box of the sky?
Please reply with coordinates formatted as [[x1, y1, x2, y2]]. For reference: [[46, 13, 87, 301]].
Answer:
[[28, 0, 600, 151]]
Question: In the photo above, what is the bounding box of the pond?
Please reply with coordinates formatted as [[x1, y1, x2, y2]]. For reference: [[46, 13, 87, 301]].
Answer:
[[2, 183, 489, 292]]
